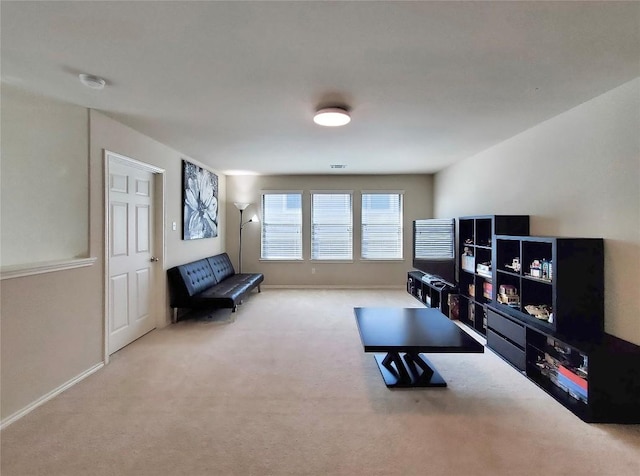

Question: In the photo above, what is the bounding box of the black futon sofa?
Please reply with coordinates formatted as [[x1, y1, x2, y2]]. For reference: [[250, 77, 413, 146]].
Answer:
[[167, 252, 263, 322]]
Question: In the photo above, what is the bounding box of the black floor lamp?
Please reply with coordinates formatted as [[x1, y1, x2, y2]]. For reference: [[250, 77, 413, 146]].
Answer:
[[234, 202, 258, 273]]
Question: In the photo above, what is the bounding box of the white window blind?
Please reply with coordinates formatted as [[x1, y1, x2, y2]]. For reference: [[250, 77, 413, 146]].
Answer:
[[261, 193, 302, 260], [311, 192, 353, 260], [414, 218, 455, 259], [361, 193, 403, 259]]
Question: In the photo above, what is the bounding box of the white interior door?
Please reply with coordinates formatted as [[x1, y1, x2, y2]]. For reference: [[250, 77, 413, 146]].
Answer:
[[108, 158, 157, 354]]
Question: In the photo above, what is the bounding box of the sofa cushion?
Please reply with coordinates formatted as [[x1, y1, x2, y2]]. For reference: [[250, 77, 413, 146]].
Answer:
[[190, 273, 263, 304], [207, 253, 235, 282], [177, 259, 218, 296]]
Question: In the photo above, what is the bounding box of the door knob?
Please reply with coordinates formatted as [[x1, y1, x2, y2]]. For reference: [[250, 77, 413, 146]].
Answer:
[[150, 257, 159, 262]]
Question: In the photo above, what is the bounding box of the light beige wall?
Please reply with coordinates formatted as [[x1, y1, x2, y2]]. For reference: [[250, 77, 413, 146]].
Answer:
[[0, 94, 225, 422], [434, 78, 640, 345], [1, 88, 101, 421], [90, 111, 226, 271], [226, 174, 433, 286], [1, 85, 89, 266]]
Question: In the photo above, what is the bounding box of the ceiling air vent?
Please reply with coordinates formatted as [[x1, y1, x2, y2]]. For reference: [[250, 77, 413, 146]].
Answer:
[[330, 164, 346, 169]]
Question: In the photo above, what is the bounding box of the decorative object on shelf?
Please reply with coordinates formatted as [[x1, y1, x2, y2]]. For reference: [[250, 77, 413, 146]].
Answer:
[[505, 257, 521, 272], [499, 284, 517, 295], [525, 304, 553, 323], [461, 247, 474, 272], [476, 261, 491, 278], [497, 284, 520, 307], [448, 294, 460, 320], [234, 202, 259, 273], [529, 259, 542, 278], [182, 160, 218, 240], [483, 281, 493, 299]]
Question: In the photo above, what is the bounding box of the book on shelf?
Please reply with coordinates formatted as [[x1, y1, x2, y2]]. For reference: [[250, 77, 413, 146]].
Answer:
[[558, 365, 588, 390], [556, 373, 588, 400]]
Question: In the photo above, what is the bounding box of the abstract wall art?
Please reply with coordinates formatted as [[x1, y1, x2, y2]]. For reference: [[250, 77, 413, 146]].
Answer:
[[182, 160, 218, 240]]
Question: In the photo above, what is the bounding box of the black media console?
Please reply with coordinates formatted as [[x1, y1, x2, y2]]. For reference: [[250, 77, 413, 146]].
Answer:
[[407, 270, 456, 318]]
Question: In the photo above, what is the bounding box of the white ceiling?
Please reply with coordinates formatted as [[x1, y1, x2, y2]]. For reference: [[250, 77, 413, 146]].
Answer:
[[2, 1, 639, 175]]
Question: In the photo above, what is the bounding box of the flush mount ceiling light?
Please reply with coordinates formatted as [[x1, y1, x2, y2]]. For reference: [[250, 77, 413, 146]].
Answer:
[[313, 107, 351, 127], [78, 73, 106, 90]]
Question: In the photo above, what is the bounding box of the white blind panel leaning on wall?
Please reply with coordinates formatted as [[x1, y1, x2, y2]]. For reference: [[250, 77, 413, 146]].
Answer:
[[414, 219, 455, 259]]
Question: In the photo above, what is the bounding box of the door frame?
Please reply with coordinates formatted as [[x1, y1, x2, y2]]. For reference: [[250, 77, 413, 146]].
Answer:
[[104, 150, 166, 363]]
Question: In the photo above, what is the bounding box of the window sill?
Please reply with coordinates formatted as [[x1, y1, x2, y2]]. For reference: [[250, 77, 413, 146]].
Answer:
[[259, 259, 304, 263], [310, 259, 354, 263], [360, 258, 405, 262]]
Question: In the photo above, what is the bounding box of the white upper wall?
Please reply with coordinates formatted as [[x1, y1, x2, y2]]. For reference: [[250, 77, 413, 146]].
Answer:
[[1, 85, 89, 267], [434, 77, 640, 345]]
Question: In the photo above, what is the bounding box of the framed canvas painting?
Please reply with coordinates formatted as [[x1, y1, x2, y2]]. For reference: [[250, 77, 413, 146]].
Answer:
[[182, 160, 218, 240]]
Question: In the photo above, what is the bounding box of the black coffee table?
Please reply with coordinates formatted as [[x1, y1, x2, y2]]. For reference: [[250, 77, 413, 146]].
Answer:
[[354, 307, 484, 388]]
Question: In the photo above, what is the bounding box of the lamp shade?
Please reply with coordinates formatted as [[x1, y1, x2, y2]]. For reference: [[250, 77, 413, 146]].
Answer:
[[234, 202, 250, 211], [313, 107, 351, 127]]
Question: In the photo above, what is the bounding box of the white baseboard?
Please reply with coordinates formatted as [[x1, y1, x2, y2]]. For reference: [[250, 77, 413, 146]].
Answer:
[[1, 362, 104, 430]]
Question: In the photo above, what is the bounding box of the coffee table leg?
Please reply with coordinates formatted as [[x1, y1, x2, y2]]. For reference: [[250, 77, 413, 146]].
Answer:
[[375, 352, 412, 386], [403, 352, 434, 381], [373, 352, 447, 388], [381, 352, 411, 384], [404, 353, 447, 387]]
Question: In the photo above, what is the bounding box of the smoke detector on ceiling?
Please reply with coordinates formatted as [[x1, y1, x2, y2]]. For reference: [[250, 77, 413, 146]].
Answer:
[[79, 73, 106, 90]]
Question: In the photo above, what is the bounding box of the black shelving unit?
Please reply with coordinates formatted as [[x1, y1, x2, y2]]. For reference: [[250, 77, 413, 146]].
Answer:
[[407, 271, 457, 318], [492, 235, 604, 340], [457, 215, 529, 335], [483, 234, 640, 422]]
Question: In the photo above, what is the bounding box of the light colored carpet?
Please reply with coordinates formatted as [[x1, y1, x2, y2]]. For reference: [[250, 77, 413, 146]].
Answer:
[[2, 289, 639, 475]]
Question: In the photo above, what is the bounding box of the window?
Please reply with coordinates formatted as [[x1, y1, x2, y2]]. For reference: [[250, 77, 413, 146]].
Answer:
[[311, 192, 353, 260], [361, 192, 403, 259], [261, 192, 302, 260]]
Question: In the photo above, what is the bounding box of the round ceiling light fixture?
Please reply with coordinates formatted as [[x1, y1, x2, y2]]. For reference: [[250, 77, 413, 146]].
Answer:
[[313, 107, 351, 127], [79, 73, 106, 90]]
